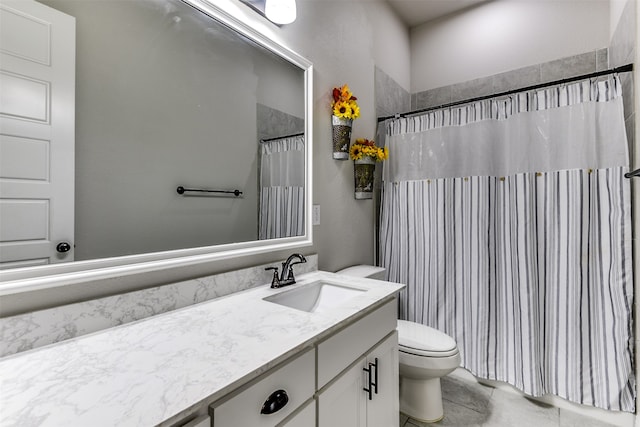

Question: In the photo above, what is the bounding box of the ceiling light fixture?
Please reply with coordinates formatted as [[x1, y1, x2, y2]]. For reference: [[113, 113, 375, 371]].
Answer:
[[264, 0, 296, 24]]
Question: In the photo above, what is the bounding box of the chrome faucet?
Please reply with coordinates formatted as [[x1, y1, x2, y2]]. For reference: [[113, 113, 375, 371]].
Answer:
[[265, 253, 307, 288]]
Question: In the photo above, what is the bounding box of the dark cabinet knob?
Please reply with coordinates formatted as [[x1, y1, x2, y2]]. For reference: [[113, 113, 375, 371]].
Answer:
[[260, 389, 289, 415], [56, 242, 72, 253]]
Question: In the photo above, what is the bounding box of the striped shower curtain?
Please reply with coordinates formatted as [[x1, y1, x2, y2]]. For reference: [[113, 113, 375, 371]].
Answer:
[[380, 76, 635, 411], [259, 134, 305, 239]]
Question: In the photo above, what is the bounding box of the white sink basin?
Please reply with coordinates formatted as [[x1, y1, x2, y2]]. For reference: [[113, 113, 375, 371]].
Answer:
[[264, 281, 366, 313]]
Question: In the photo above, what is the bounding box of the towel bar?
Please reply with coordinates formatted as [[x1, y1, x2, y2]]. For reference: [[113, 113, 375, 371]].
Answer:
[[176, 186, 242, 197]]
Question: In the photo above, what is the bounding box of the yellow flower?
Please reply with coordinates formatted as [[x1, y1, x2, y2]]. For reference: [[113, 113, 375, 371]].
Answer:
[[332, 84, 360, 120], [333, 100, 351, 119], [377, 147, 389, 161], [333, 100, 360, 120], [339, 84, 353, 102], [350, 144, 363, 160], [349, 139, 389, 162], [349, 102, 360, 119], [362, 146, 376, 157]]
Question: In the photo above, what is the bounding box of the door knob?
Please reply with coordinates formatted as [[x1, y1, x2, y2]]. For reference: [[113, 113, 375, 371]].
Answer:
[[56, 242, 72, 253]]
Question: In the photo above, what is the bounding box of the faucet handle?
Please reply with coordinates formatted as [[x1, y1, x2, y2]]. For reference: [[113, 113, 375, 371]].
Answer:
[[265, 267, 280, 288]]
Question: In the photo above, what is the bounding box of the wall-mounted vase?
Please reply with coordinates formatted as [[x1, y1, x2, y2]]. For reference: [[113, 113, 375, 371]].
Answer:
[[331, 115, 352, 160], [354, 156, 375, 199]]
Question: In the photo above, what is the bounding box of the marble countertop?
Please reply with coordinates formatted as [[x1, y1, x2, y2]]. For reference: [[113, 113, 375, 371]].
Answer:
[[0, 271, 404, 426]]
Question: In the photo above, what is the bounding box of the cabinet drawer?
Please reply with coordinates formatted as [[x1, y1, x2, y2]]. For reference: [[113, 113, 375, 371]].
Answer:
[[211, 349, 315, 427], [281, 399, 315, 427], [317, 299, 397, 389], [180, 415, 211, 427]]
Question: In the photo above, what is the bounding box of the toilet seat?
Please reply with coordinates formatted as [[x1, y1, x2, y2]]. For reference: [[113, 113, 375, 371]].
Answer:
[[397, 320, 459, 358]]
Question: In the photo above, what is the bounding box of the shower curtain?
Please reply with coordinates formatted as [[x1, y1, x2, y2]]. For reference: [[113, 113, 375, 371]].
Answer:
[[259, 134, 305, 239], [380, 76, 635, 411]]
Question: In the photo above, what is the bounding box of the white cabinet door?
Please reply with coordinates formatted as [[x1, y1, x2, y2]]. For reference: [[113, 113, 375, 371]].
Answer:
[[319, 331, 399, 427], [318, 359, 367, 427], [365, 332, 399, 427]]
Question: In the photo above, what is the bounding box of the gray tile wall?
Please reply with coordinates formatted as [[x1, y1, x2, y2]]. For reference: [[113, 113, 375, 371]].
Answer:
[[257, 103, 304, 141], [373, 67, 410, 263], [375, 66, 411, 118], [410, 48, 611, 111], [609, 0, 636, 165]]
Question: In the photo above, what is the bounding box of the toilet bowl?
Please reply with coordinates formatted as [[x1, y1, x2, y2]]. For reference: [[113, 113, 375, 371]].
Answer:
[[397, 320, 460, 422], [336, 265, 461, 423]]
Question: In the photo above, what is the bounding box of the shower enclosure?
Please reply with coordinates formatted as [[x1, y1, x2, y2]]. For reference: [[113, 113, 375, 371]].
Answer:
[[379, 72, 635, 411]]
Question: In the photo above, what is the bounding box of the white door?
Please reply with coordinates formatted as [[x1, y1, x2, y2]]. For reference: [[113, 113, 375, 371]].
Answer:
[[0, 0, 75, 269]]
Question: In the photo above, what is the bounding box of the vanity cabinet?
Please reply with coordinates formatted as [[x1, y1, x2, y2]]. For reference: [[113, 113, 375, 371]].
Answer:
[[0, 270, 405, 427], [209, 299, 398, 427], [316, 299, 398, 427]]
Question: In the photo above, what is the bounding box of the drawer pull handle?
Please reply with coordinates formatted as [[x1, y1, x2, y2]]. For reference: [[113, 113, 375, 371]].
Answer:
[[362, 358, 379, 400], [371, 358, 379, 394], [260, 389, 289, 415], [363, 364, 373, 400]]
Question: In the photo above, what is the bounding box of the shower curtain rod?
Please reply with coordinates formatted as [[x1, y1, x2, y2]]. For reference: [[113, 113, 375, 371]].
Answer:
[[377, 63, 634, 122], [625, 169, 640, 178], [260, 132, 304, 143]]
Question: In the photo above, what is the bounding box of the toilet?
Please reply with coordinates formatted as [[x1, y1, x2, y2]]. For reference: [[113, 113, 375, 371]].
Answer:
[[336, 265, 461, 423]]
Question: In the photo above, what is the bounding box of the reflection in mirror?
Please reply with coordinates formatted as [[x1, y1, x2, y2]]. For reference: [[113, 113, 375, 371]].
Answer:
[[259, 132, 304, 239], [0, 0, 307, 272]]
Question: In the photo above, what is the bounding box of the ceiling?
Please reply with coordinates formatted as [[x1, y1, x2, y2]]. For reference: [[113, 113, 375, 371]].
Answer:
[[241, 0, 489, 29], [386, 0, 489, 28]]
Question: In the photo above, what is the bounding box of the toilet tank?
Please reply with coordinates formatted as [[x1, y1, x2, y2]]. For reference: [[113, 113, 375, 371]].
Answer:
[[336, 265, 386, 281]]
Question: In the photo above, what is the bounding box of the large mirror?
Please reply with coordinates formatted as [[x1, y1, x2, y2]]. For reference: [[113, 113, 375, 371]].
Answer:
[[0, 0, 312, 286]]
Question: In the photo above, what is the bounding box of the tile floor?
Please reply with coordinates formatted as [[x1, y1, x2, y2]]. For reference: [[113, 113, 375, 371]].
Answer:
[[399, 369, 628, 427]]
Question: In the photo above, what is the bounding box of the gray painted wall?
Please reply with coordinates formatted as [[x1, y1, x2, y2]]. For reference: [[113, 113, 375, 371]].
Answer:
[[409, 0, 610, 93]]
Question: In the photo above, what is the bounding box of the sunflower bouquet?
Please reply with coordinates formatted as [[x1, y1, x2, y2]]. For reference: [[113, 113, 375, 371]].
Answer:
[[349, 138, 389, 162], [332, 84, 360, 120]]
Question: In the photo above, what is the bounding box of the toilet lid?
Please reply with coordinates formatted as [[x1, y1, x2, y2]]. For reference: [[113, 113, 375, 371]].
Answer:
[[397, 320, 458, 357]]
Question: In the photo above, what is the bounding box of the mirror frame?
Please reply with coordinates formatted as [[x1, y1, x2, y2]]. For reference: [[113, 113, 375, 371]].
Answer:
[[0, 0, 313, 295]]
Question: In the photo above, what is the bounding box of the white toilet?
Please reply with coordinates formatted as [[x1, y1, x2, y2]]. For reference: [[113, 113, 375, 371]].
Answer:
[[336, 265, 461, 423]]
